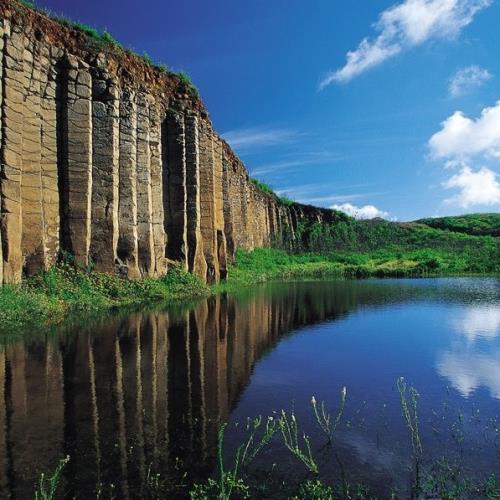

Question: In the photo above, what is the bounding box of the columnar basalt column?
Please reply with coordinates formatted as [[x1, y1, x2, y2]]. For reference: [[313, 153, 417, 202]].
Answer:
[[227, 161, 243, 251], [164, 111, 187, 268], [1, 21, 24, 283], [242, 177, 254, 250], [0, 20, 4, 284], [213, 136, 227, 279], [149, 102, 167, 277], [198, 120, 218, 282], [61, 55, 93, 267], [117, 89, 140, 278], [90, 71, 120, 272], [40, 45, 61, 269], [136, 91, 154, 276], [20, 37, 44, 275], [221, 149, 235, 263], [184, 112, 206, 279]]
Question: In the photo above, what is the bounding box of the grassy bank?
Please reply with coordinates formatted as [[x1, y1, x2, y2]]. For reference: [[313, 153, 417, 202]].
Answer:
[[0, 262, 209, 334], [227, 244, 499, 286], [1, 213, 498, 333]]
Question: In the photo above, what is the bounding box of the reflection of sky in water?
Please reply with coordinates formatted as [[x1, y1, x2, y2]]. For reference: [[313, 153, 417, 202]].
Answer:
[[450, 305, 500, 342], [437, 304, 500, 398]]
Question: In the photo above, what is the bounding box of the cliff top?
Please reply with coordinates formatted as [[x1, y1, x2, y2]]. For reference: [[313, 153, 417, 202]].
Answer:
[[2, 0, 207, 113]]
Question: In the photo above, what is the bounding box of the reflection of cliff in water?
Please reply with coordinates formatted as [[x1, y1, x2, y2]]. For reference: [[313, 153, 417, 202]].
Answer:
[[0, 279, 491, 498]]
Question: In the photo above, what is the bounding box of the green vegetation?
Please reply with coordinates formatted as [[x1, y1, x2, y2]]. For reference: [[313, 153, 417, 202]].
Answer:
[[250, 177, 274, 195], [178, 71, 200, 97], [278, 195, 295, 206], [35, 380, 500, 499], [248, 178, 296, 207], [0, 260, 209, 334], [417, 213, 500, 237], [0, 215, 497, 333], [34, 456, 69, 500], [252, 214, 499, 278]]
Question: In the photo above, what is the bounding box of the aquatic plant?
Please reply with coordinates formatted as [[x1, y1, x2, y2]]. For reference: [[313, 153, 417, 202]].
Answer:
[[397, 377, 423, 493], [278, 410, 318, 474], [33, 382, 500, 499], [311, 386, 347, 444], [34, 456, 69, 500]]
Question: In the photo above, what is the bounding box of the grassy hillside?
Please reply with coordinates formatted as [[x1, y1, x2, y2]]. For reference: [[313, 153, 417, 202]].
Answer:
[[416, 213, 500, 237], [227, 213, 500, 283]]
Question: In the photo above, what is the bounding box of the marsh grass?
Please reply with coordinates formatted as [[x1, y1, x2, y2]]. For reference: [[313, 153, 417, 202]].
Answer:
[[311, 386, 347, 444], [278, 410, 318, 474], [397, 377, 423, 495], [34, 456, 69, 500]]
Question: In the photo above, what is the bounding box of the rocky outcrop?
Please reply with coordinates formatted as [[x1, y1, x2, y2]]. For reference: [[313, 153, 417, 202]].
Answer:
[[0, 0, 334, 284]]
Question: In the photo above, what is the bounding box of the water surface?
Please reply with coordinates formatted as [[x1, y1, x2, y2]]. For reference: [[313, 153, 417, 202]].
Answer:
[[0, 278, 499, 497]]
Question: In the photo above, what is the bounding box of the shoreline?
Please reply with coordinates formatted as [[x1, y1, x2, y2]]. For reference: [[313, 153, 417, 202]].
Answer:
[[1, 247, 498, 335]]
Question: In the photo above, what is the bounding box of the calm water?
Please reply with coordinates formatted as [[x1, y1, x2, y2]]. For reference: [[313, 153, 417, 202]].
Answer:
[[0, 278, 499, 498]]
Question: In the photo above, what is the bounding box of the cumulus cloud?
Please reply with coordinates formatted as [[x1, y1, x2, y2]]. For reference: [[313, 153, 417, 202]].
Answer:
[[428, 102, 500, 208], [320, 0, 491, 87], [429, 101, 500, 158], [449, 65, 492, 97], [443, 165, 500, 207], [331, 202, 389, 220]]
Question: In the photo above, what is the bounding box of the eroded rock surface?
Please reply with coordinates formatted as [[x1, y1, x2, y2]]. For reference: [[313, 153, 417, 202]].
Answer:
[[0, 0, 334, 283]]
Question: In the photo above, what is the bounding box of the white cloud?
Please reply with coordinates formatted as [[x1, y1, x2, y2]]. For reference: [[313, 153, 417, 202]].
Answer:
[[222, 127, 300, 152], [443, 165, 500, 207], [320, 0, 491, 87], [429, 101, 500, 159], [331, 202, 389, 219], [449, 65, 492, 97]]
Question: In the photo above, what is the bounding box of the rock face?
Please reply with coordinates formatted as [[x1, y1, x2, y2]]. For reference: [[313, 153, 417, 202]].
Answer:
[[0, 1, 334, 284]]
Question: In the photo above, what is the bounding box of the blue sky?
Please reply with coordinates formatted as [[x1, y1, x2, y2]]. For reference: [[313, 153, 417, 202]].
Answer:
[[37, 0, 500, 220]]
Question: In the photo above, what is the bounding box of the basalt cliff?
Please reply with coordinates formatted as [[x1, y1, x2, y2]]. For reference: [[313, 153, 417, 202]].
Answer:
[[0, 0, 334, 284]]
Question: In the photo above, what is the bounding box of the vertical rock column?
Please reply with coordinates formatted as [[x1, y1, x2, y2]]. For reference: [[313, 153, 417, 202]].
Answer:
[[1, 21, 24, 283], [20, 38, 44, 275], [164, 111, 187, 268], [227, 161, 243, 251], [221, 149, 235, 263], [90, 71, 120, 272], [241, 177, 254, 250], [40, 45, 61, 269], [149, 103, 167, 277], [184, 112, 206, 280], [213, 137, 227, 279], [0, 20, 4, 284], [61, 56, 93, 267], [198, 121, 218, 283], [136, 91, 154, 276], [117, 89, 140, 278]]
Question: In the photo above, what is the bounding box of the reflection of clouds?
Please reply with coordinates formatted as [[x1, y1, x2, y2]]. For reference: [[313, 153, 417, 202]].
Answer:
[[437, 349, 500, 399], [340, 432, 408, 474], [451, 305, 500, 342]]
